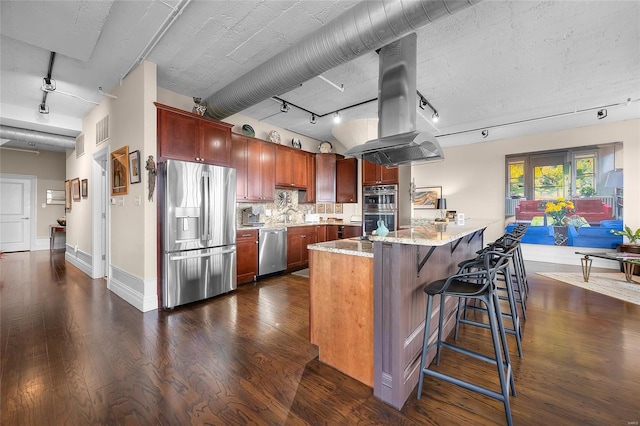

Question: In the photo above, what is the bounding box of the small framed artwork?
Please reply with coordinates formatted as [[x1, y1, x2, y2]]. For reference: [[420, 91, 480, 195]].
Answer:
[[129, 150, 141, 184], [317, 203, 325, 214], [81, 179, 88, 198], [446, 210, 457, 220], [326, 203, 334, 214], [413, 186, 442, 209], [335, 203, 343, 214], [65, 180, 72, 210], [111, 145, 129, 196], [71, 178, 81, 201]]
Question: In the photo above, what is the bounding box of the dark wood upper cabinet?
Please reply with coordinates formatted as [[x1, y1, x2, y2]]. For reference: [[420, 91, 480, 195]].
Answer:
[[275, 145, 307, 188], [362, 159, 398, 185], [231, 133, 275, 202], [156, 103, 233, 167], [315, 153, 337, 203], [336, 157, 358, 203]]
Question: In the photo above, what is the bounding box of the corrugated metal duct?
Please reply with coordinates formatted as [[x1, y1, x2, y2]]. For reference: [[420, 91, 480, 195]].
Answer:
[[0, 125, 76, 149], [205, 0, 480, 120]]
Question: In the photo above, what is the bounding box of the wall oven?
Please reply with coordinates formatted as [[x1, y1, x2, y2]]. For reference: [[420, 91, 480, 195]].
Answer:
[[363, 185, 398, 235]]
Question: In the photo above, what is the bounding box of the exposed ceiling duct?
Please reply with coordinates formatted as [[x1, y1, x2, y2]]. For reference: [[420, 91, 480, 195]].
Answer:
[[0, 125, 76, 150], [204, 0, 480, 120], [345, 33, 444, 166]]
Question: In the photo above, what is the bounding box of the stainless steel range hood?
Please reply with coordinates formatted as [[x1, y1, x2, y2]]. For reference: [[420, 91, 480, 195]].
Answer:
[[345, 33, 444, 166]]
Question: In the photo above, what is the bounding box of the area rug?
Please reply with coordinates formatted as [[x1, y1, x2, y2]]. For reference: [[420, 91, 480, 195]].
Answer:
[[291, 268, 309, 278], [537, 272, 640, 305]]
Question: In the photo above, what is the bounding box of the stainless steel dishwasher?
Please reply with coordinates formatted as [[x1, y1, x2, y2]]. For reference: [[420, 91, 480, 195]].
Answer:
[[258, 227, 287, 276]]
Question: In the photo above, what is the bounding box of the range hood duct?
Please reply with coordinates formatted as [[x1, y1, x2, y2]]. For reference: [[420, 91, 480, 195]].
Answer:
[[0, 125, 75, 149], [204, 0, 479, 120], [345, 33, 444, 166]]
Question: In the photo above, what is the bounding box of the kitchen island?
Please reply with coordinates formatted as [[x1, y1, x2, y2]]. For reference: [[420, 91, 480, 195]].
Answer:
[[308, 220, 494, 409]]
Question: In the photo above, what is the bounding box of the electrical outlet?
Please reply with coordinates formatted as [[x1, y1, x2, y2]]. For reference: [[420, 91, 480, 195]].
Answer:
[[265, 209, 272, 217], [74, 244, 78, 253], [42, 203, 46, 208]]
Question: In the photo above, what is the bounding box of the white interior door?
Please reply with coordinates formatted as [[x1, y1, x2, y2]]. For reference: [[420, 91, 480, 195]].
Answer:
[[0, 176, 32, 252]]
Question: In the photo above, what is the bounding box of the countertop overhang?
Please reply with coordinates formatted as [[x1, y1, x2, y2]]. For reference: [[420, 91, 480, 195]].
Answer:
[[368, 219, 498, 247]]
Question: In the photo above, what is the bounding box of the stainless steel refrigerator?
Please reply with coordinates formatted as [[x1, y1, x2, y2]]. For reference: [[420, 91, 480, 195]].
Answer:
[[161, 159, 236, 309]]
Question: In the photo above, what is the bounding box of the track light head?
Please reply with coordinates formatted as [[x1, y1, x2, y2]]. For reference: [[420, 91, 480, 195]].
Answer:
[[280, 101, 290, 113], [310, 113, 317, 124], [481, 129, 489, 138], [432, 112, 439, 123], [333, 111, 341, 124], [419, 98, 427, 110], [39, 103, 49, 114], [42, 77, 56, 92], [597, 108, 607, 119]]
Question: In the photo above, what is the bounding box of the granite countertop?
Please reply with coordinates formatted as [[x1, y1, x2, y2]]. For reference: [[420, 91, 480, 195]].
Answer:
[[307, 237, 373, 258], [368, 219, 499, 247]]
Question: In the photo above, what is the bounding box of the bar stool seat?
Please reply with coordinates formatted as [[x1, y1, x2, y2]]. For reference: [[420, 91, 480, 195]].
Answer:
[[417, 251, 516, 426]]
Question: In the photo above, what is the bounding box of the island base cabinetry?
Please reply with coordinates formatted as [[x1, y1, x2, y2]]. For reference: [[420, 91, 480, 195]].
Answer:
[[309, 250, 374, 386], [373, 232, 484, 409]]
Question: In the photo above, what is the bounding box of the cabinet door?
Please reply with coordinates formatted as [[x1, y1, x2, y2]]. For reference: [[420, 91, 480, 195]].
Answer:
[[236, 230, 258, 284], [157, 108, 198, 162], [316, 154, 336, 202], [301, 229, 316, 265], [380, 165, 398, 184], [231, 134, 248, 202], [246, 139, 263, 201], [287, 229, 303, 269], [306, 153, 316, 203], [326, 225, 339, 241], [336, 157, 358, 203], [291, 149, 308, 188], [259, 141, 275, 201], [275, 145, 292, 187], [315, 224, 326, 243], [199, 120, 231, 166], [342, 225, 362, 239], [362, 160, 380, 185]]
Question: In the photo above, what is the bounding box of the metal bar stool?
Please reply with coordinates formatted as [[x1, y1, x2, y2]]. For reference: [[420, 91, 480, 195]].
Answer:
[[455, 242, 524, 358], [417, 251, 516, 426]]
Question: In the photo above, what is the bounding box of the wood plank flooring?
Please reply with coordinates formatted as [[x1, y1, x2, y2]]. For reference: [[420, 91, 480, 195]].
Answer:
[[1, 250, 639, 425]]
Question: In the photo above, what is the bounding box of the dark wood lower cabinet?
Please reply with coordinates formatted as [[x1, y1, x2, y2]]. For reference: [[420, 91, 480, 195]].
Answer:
[[287, 226, 317, 271], [236, 229, 258, 284]]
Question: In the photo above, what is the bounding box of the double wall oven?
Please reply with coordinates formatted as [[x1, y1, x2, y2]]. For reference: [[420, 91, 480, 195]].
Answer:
[[363, 184, 397, 235]]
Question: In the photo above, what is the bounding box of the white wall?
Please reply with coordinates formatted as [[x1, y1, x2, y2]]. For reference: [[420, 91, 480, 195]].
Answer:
[[412, 118, 640, 265]]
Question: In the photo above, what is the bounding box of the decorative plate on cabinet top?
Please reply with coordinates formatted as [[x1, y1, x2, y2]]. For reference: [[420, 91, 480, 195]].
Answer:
[[241, 124, 255, 137], [268, 130, 281, 144], [291, 138, 302, 149], [318, 141, 333, 153]]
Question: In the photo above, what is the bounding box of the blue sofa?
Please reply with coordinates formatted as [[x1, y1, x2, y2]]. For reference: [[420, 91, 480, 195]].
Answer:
[[568, 220, 623, 249]]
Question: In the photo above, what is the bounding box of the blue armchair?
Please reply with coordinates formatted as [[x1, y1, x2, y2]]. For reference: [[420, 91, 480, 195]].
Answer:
[[568, 220, 623, 249], [506, 223, 555, 245]]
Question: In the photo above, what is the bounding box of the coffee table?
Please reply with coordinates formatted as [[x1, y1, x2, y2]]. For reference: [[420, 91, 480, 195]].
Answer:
[[575, 251, 640, 283]]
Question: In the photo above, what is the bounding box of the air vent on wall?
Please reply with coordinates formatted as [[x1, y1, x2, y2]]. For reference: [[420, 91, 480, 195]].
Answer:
[[96, 115, 109, 145], [75, 133, 85, 158]]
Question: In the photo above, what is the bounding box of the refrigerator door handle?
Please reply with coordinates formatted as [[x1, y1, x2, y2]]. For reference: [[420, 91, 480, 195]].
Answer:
[[169, 247, 236, 261], [202, 171, 211, 240]]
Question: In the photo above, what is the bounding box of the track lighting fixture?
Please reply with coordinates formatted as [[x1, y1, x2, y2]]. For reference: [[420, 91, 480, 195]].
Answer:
[[39, 103, 49, 114], [419, 98, 427, 110], [333, 111, 341, 124], [481, 129, 489, 138], [42, 77, 56, 92], [597, 109, 607, 119], [280, 101, 290, 113], [310, 113, 317, 124], [432, 112, 439, 123]]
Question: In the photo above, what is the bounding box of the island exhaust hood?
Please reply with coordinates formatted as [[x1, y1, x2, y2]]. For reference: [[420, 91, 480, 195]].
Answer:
[[345, 33, 444, 166]]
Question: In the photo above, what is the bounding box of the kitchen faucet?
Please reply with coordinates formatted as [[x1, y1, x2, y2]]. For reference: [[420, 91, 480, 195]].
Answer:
[[282, 207, 297, 224]]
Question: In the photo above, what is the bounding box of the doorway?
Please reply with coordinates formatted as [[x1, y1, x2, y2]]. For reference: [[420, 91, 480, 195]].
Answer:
[[92, 148, 109, 279], [0, 174, 35, 252]]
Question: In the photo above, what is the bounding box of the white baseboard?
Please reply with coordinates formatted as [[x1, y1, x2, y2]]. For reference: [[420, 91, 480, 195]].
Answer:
[[108, 265, 158, 312], [521, 244, 618, 270], [64, 245, 93, 276]]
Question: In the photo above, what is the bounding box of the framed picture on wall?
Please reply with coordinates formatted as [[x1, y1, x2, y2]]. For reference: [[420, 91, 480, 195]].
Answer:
[[129, 150, 141, 184], [71, 178, 81, 201], [413, 186, 441, 209], [81, 179, 88, 198], [317, 203, 325, 214], [65, 180, 72, 210], [111, 146, 129, 196]]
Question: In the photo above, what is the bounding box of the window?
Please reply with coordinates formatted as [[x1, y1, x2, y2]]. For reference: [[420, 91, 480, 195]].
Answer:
[[574, 151, 597, 196], [508, 161, 525, 198]]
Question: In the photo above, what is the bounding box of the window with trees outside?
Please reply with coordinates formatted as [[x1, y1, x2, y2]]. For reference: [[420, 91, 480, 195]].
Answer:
[[504, 143, 622, 248]]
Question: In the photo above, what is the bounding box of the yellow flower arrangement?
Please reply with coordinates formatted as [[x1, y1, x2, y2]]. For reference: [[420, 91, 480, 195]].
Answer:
[[544, 197, 575, 225]]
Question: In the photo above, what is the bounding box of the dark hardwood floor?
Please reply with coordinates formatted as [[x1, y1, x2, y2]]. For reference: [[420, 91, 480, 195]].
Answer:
[[1, 250, 639, 425]]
